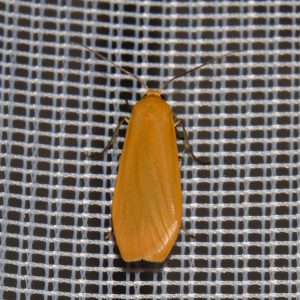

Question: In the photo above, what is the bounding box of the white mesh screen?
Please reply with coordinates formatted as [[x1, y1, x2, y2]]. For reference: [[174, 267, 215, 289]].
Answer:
[[1, 0, 299, 299]]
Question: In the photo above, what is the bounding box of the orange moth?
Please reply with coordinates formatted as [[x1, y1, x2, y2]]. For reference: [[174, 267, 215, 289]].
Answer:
[[76, 44, 240, 262]]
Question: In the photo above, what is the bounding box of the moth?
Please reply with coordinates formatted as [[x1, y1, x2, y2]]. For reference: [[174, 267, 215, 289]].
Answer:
[[75, 44, 240, 262]]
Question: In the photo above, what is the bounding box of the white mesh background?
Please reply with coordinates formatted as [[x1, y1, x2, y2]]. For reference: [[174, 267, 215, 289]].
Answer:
[[0, 0, 299, 299]]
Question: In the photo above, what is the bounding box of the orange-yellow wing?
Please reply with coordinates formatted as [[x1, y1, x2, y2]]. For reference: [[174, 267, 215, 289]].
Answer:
[[112, 94, 182, 262]]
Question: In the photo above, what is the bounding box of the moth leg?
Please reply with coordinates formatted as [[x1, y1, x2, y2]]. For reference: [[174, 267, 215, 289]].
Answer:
[[175, 118, 210, 165], [105, 206, 116, 241], [88, 116, 129, 159], [181, 225, 196, 239], [100, 116, 129, 155], [105, 228, 113, 240], [178, 155, 182, 171]]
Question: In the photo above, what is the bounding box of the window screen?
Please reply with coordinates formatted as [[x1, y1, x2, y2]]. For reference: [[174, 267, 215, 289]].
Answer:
[[0, 1, 299, 299]]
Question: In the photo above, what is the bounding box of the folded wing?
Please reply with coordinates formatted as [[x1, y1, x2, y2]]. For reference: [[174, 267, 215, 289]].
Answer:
[[112, 97, 182, 262]]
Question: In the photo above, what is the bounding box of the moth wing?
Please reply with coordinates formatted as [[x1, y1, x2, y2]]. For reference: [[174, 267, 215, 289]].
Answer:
[[112, 100, 182, 262]]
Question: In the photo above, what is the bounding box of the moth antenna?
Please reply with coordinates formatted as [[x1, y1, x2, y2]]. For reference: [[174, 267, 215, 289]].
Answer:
[[159, 50, 243, 92], [71, 42, 149, 90]]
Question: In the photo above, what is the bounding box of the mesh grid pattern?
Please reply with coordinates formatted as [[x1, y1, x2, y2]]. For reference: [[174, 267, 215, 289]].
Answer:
[[1, 0, 300, 299]]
